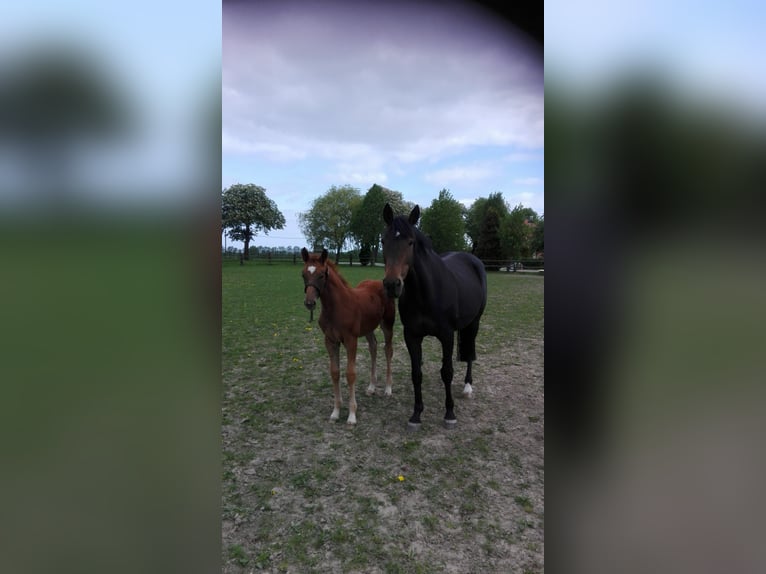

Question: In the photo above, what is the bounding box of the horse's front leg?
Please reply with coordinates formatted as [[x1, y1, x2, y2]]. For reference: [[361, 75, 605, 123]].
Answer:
[[344, 336, 359, 425], [439, 332, 457, 427], [365, 332, 377, 396], [404, 329, 424, 429], [381, 320, 394, 396], [324, 337, 342, 421]]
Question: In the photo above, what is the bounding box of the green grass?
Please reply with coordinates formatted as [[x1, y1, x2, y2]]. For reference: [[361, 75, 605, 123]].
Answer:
[[222, 260, 543, 572]]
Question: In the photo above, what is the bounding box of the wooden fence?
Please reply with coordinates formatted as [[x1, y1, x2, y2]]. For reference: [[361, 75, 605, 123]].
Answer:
[[223, 250, 542, 272]]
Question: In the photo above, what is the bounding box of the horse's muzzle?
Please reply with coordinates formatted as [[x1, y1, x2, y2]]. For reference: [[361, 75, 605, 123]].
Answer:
[[304, 299, 316, 310], [383, 278, 403, 299]]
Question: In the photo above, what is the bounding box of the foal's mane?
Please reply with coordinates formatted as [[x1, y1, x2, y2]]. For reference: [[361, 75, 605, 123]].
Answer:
[[322, 258, 351, 288], [326, 257, 351, 289]]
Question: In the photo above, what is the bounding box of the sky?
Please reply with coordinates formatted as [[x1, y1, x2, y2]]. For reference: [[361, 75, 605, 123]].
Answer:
[[222, 0, 543, 249], [545, 0, 766, 114], [0, 0, 220, 208]]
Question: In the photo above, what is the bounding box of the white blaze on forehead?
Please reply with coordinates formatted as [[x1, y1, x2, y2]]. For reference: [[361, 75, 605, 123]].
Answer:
[[308, 265, 316, 274]]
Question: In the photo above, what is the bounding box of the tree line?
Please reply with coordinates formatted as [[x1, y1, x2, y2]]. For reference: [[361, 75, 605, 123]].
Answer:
[[222, 183, 543, 267]]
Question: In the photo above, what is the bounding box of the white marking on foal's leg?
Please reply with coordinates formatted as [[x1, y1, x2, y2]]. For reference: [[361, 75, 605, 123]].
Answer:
[[463, 383, 473, 398], [384, 384, 392, 396], [347, 412, 357, 425], [330, 407, 340, 421], [366, 383, 376, 395]]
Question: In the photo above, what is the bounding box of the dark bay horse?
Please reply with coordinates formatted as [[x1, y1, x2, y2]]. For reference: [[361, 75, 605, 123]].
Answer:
[[381, 204, 487, 429], [301, 247, 395, 424]]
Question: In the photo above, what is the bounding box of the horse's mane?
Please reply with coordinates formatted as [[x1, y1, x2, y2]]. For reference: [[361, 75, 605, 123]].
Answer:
[[393, 215, 435, 254], [413, 225, 435, 254], [325, 258, 352, 288]]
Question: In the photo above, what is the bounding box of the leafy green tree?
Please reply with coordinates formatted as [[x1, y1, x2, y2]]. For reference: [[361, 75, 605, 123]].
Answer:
[[465, 192, 510, 249], [474, 206, 504, 270], [222, 184, 285, 260], [0, 44, 131, 206], [532, 214, 544, 256], [501, 204, 540, 260], [349, 184, 412, 265], [419, 189, 467, 253], [299, 185, 361, 262]]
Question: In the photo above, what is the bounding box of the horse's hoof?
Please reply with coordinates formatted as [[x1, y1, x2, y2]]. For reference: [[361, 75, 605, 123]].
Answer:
[[365, 387, 375, 396], [443, 418, 457, 429], [406, 421, 421, 433], [462, 383, 474, 398]]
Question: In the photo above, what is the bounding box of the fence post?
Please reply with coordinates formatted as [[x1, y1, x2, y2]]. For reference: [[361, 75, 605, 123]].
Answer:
[[349, 252, 353, 266]]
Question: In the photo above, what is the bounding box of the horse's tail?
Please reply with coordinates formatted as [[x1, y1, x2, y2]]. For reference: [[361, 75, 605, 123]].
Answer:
[[458, 256, 487, 363], [457, 318, 480, 362]]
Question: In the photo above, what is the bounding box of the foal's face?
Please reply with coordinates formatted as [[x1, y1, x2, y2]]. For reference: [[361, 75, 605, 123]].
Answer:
[[381, 203, 420, 299], [301, 247, 329, 311]]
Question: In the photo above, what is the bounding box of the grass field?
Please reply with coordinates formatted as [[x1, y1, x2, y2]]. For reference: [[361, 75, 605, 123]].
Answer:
[[222, 259, 544, 573]]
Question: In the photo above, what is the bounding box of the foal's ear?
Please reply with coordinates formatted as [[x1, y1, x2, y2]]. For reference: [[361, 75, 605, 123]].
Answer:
[[409, 205, 420, 225], [383, 202, 393, 225], [320, 248, 328, 263], [301, 247, 309, 262]]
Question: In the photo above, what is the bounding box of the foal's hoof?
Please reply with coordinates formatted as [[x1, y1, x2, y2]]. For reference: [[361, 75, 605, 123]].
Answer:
[[365, 386, 376, 396], [406, 421, 421, 433], [443, 418, 457, 430]]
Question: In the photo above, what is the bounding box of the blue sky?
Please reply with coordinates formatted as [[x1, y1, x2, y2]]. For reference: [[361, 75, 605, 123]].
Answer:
[[545, 0, 766, 113], [223, 1, 543, 249], [0, 1, 220, 207]]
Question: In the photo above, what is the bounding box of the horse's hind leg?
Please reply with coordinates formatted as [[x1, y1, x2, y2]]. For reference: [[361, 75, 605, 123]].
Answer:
[[324, 337, 342, 421], [344, 337, 359, 425], [458, 318, 481, 398], [365, 332, 377, 396]]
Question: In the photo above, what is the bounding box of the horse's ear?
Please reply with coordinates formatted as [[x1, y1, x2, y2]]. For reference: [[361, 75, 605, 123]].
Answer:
[[301, 247, 309, 262], [320, 248, 328, 263], [383, 202, 393, 225], [409, 205, 420, 225]]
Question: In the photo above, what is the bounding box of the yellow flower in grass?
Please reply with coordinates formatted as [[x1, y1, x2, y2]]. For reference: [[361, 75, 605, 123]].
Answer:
[[397, 475, 405, 482]]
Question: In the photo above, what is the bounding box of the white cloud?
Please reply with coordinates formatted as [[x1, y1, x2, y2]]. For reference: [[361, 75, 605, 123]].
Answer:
[[223, 2, 543, 168], [329, 170, 388, 185], [423, 165, 495, 186], [513, 177, 544, 186], [506, 152, 544, 162], [222, 132, 306, 162]]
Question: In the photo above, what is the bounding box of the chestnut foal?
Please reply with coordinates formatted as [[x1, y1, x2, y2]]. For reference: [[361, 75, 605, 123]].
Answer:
[[301, 248, 395, 424]]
